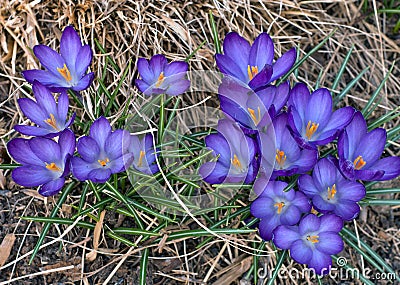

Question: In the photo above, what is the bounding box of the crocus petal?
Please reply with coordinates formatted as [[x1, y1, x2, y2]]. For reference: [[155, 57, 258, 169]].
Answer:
[[14, 125, 52, 137], [149, 54, 168, 78], [272, 225, 301, 249], [258, 216, 280, 241], [248, 64, 272, 89], [345, 112, 367, 156], [75, 45, 93, 78], [164, 61, 188, 77], [12, 166, 53, 187], [250, 197, 275, 218], [293, 149, 318, 174], [312, 158, 337, 189], [137, 58, 153, 84], [18, 98, 48, 127], [315, 232, 344, 255], [77, 136, 100, 163], [249, 33, 274, 67], [90, 117, 112, 150], [355, 168, 384, 181], [356, 128, 386, 163], [199, 162, 228, 184], [7, 138, 43, 166], [222, 32, 251, 74], [166, 78, 190, 96], [288, 83, 310, 121], [280, 206, 301, 225], [57, 90, 69, 122], [22, 70, 68, 87], [39, 177, 65, 197], [88, 168, 112, 183], [337, 180, 366, 201], [59, 129, 76, 158], [205, 133, 231, 166], [290, 240, 313, 264], [71, 157, 93, 181], [32, 82, 57, 115], [334, 200, 360, 220], [299, 214, 321, 235], [135, 79, 151, 94], [308, 250, 333, 275], [271, 81, 290, 113], [71, 72, 94, 91], [219, 96, 254, 129], [60, 26, 82, 70], [105, 130, 131, 160], [215, 54, 247, 82], [298, 175, 318, 197], [312, 195, 335, 212], [33, 45, 66, 76], [319, 214, 343, 233], [318, 107, 355, 141], [305, 88, 332, 129], [109, 153, 134, 174], [29, 137, 61, 163], [368, 156, 400, 181], [270, 48, 296, 82]]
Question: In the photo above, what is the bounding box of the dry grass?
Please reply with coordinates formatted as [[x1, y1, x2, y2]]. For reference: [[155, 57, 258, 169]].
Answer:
[[0, 0, 399, 284]]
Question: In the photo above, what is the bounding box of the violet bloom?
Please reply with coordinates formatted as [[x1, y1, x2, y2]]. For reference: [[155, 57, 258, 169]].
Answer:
[[298, 158, 366, 220], [135, 54, 190, 96], [264, 113, 317, 178], [22, 26, 94, 92], [129, 134, 159, 175], [14, 82, 75, 138], [251, 180, 310, 241], [199, 119, 259, 184], [287, 83, 355, 149], [216, 32, 296, 90], [218, 77, 290, 131], [273, 214, 344, 275], [7, 130, 75, 196], [338, 112, 400, 181], [71, 117, 133, 183]]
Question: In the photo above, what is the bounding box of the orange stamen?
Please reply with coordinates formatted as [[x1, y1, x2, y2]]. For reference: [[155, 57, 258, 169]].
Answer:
[[275, 149, 287, 169], [247, 107, 261, 125], [231, 154, 242, 170], [155, 72, 165, 87], [307, 235, 319, 244], [353, 156, 366, 170], [247, 65, 259, 81], [305, 121, 319, 140], [46, 162, 61, 172], [44, 113, 59, 131], [327, 184, 337, 200], [98, 158, 110, 167], [57, 63, 72, 82], [274, 202, 285, 214], [137, 150, 145, 167]]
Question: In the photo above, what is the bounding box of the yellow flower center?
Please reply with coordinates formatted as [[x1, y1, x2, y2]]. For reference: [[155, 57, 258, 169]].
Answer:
[[231, 154, 242, 170], [247, 107, 261, 125], [305, 120, 319, 140], [98, 158, 110, 167], [353, 155, 366, 170], [57, 63, 72, 82], [274, 202, 285, 214], [155, 72, 165, 87], [327, 184, 337, 200], [44, 113, 60, 131], [137, 150, 145, 167], [307, 235, 319, 244], [275, 149, 287, 169], [247, 65, 259, 81], [45, 162, 61, 172]]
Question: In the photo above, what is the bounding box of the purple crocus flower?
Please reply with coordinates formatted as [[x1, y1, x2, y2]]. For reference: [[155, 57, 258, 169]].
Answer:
[[218, 77, 290, 131], [199, 119, 259, 184], [273, 214, 344, 275], [22, 26, 94, 92], [71, 117, 133, 183], [287, 83, 355, 149], [263, 113, 317, 178], [7, 130, 75, 196], [298, 158, 366, 220], [215, 32, 296, 90], [251, 180, 311, 241], [338, 112, 400, 181], [135, 54, 190, 96], [129, 133, 159, 175], [14, 81, 75, 138]]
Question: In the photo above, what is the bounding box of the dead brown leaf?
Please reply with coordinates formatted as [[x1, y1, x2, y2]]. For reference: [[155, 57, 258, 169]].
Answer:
[[0, 233, 16, 267], [86, 210, 106, 262], [211, 256, 252, 285]]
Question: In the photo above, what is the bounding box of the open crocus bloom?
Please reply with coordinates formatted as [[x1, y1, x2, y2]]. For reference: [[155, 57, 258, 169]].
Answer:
[[338, 112, 400, 181], [14, 82, 75, 138], [251, 180, 310, 240], [265, 113, 317, 178], [215, 32, 296, 90], [135, 54, 190, 96], [22, 26, 94, 92], [299, 158, 366, 220], [273, 214, 344, 275], [7, 130, 75, 196], [129, 133, 159, 175], [71, 117, 134, 183], [199, 119, 259, 184], [288, 83, 355, 149]]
